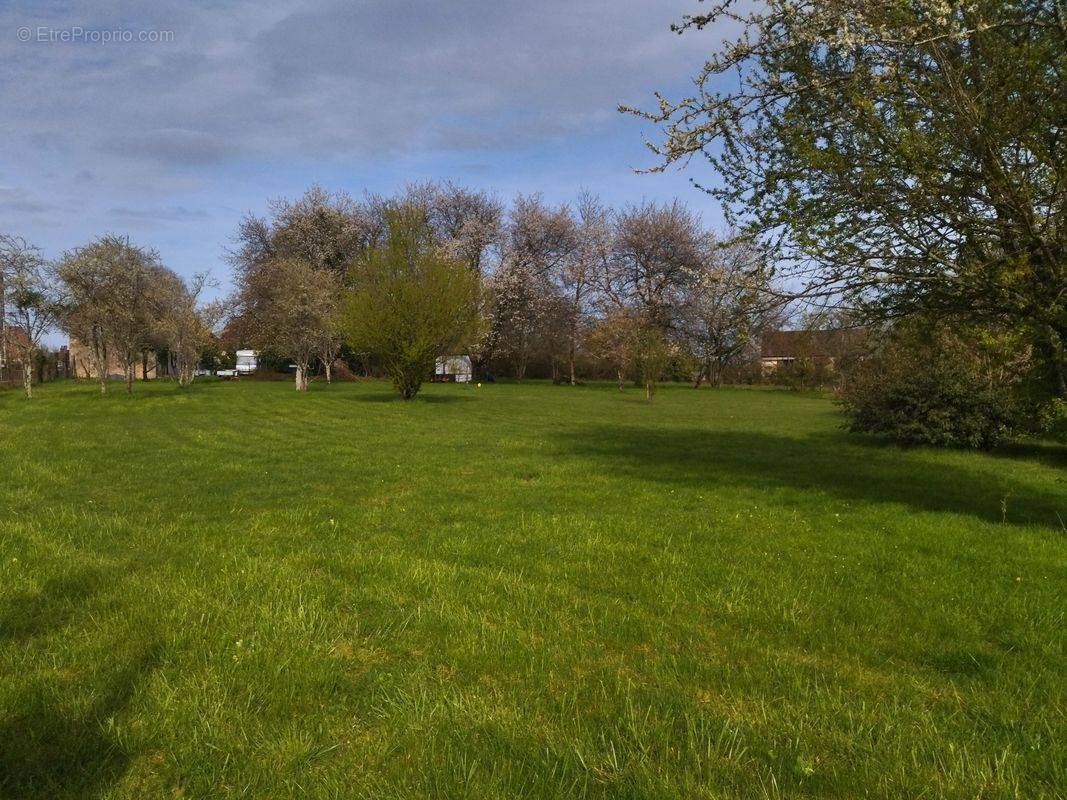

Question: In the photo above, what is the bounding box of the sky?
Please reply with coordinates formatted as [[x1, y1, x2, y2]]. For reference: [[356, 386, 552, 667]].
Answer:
[[1, 0, 731, 318]]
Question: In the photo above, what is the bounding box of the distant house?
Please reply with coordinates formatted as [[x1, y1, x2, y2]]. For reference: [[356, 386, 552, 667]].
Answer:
[[68, 338, 158, 380], [0, 325, 31, 386], [760, 329, 863, 375], [434, 355, 473, 383]]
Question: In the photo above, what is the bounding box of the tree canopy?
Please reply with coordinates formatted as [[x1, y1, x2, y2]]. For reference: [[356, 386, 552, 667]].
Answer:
[[628, 0, 1065, 396]]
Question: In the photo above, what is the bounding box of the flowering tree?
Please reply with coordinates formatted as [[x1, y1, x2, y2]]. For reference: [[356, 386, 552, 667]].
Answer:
[[599, 200, 706, 330], [239, 258, 341, 391], [152, 271, 223, 386], [487, 261, 551, 381], [557, 193, 610, 384], [57, 236, 163, 395], [485, 195, 579, 380], [680, 237, 782, 387], [628, 0, 1066, 397], [1, 236, 60, 398]]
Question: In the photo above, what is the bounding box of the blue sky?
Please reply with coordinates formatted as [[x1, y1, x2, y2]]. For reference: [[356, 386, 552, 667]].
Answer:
[[1, 0, 730, 312]]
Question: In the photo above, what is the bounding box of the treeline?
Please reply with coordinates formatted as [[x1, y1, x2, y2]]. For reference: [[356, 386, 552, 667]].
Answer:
[[0, 233, 220, 397], [228, 183, 785, 399], [2, 184, 787, 402]]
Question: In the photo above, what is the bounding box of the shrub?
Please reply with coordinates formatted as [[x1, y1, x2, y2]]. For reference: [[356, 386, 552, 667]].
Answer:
[[1037, 398, 1067, 443], [344, 209, 481, 400], [839, 321, 1024, 449]]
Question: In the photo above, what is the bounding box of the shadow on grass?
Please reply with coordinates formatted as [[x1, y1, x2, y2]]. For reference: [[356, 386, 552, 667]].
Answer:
[[0, 567, 113, 644], [350, 391, 476, 404], [993, 439, 1067, 471], [0, 644, 161, 800], [557, 425, 1067, 529]]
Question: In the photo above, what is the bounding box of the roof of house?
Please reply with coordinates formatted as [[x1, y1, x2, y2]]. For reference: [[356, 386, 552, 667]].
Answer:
[[760, 329, 863, 359]]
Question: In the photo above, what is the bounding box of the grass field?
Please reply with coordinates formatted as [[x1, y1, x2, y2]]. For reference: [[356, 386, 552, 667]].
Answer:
[[0, 378, 1064, 799]]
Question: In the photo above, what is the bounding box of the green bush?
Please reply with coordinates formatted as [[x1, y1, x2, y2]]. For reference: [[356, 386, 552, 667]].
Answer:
[[839, 322, 1022, 449], [1037, 398, 1067, 443], [344, 209, 481, 400]]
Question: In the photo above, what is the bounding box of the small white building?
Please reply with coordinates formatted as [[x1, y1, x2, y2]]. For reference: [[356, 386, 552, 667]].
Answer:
[[435, 355, 473, 383]]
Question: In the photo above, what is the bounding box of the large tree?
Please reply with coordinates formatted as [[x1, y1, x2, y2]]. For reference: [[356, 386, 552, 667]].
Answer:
[[481, 195, 580, 380], [488, 258, 559, 379], [629, 0, 1066, 396]]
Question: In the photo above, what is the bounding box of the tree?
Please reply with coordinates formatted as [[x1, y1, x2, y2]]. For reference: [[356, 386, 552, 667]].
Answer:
[[839, 317, 1027, 448], [57, 243, 112, 394], [394, 183, 504, 379], [587, 309, 635, 392], [486, 261, 549, 381], [680, 237, 780, 387], [315, 304, 344, 384], [536, 290, 576, 384], [627, 316, 673, 403], [231, 185, 374, 281], [153, 271, 223, 387], [600, 200, 706, 330], [344, 210, 481, 400], [628, 0, 1066, 397], [108, 250, 164, 395], [558, 193, 610, 384], [480, 196, 580, 381], [239, 258, 341, 391], [0, 236, 60, 398], [57, 236, 161, 395]]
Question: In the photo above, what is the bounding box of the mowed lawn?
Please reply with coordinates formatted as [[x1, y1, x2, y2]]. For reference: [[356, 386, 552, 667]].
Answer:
[[0, 379, 1064, 799]]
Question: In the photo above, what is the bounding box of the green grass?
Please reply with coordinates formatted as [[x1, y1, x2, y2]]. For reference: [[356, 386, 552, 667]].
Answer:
[[0, 378, 1064, 799]]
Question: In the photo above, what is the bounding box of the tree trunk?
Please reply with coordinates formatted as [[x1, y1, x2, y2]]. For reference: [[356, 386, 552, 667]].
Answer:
[[645, 380, 654, 403], [396, 372, 420, 400], [324, 359, 332, 384], [125, 362, 134, 395], [93, 333, 108, 394], [568, 340, 577, 386], [142, 351, 149, 381], [710, 362, 723, 388], [617, 369, 625, 391], [22, 359, 33, 399], [1049, 329, 1067, 399], [692, 368, 705, 389], [295, 363, 305, 391]]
